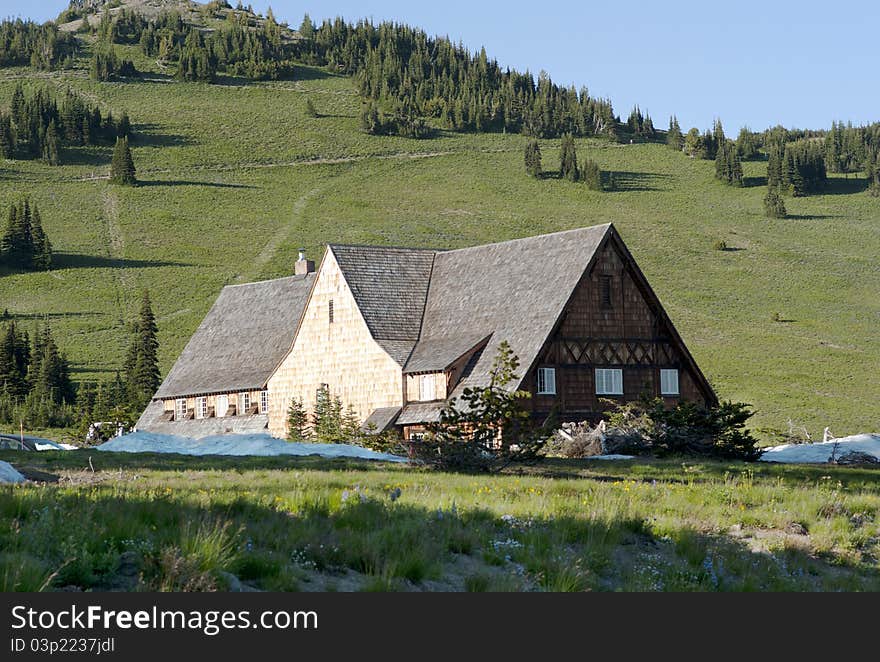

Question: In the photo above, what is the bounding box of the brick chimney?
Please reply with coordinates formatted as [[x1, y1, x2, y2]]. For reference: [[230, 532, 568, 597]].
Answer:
[[295, 248, 315, 275]]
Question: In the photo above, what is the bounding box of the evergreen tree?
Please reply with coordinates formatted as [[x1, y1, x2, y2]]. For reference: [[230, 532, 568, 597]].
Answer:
[[524, 139, 542, 178], [42, 119, 60, 165], [0, 198, 51, 271], [559, 134, 579, 181], [0, 113, 12, 159], [581, 158, 602, 191], [736, 126, 759, 160], [715, 142, 743, 186], [125, 291, 160, 411], [286, 397, 309, 441], [764, 187, 787, 218], [683, 127, 705, 158], [29, 203, 51, 270], [667, 116, 682, 150], [299, 13, 315, 40], [28, 323, 73, 405], [109, 136, 136, 185]]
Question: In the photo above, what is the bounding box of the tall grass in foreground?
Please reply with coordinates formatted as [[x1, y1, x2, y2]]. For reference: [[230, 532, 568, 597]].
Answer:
[[1, 453, 879, 591]]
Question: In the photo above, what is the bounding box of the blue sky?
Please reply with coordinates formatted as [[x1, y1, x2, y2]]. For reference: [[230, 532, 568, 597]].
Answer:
[[10, 0, 880, 132]]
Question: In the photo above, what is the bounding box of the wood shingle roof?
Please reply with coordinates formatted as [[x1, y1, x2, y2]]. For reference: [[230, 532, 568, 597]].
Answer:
[[154, 273, 315, 399]]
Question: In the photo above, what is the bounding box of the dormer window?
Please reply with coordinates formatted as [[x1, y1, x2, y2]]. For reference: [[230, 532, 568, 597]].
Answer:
[[420, 374, 436, 401]]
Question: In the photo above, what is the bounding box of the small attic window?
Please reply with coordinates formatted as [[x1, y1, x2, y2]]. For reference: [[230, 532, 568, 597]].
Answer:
[[600, 276, 613, 308], [329, 299, 334, 324]]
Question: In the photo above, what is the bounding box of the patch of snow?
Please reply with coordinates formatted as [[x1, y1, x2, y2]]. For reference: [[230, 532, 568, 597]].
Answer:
[[35, 441, 72, 451], [759, 433, 880, 464], [97, 431, 407, 463], [587, 454, 636, 460], [0, 460, 25, 484]]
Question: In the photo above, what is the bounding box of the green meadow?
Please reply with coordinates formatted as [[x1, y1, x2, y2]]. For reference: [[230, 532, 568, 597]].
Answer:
[[2, 451, 879, 591], [1, 45, 878, 439]]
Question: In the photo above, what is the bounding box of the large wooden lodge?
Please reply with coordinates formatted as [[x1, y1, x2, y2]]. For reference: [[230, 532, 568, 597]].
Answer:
[[137, 223, 717, 440]]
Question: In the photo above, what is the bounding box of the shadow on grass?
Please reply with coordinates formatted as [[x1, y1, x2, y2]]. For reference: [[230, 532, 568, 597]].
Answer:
[[606, 171, 673, 192], [0, 311, 103, 321], [784, 214, 842, 220], [51, 253, 191, 270], [291, 64, 336, 81], [133, 123, 196, 148], [743, 176, 768, 188], [59, 147, 112, 167], [137, 179, 258, 189], [823, 177, 869, 196]]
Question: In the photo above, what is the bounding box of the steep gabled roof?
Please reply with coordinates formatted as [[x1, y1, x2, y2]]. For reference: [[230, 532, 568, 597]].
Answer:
[[329, 244, 436, 365], [412, 224, 612, 399], [154, 274, 315, 399]]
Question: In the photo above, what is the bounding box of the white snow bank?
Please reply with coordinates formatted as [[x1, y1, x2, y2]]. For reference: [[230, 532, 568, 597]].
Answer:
[[97, 431, 407, 463], [0, 460, 25, 484], [759, 433, 880, 464]]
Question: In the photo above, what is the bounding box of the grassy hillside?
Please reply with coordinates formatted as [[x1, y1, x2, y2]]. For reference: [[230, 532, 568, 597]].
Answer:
[[3, 451, 880, 591], [0, 38, 878, 439]]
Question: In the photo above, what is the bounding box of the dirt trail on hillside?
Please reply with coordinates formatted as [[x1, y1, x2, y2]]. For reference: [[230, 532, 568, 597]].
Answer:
[[239, 186, 323, 282], [101, 189, 130, 325], [75, 147, 517, 183]]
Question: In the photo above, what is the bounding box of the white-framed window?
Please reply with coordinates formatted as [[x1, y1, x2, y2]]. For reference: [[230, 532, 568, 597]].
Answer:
[[216, 394, 229, 418], [537, 367, 557, 395], [196, 396, 208, 419], [660, 369, 680, 396], [240, 392, 251, 414], [420, 374, 436, 401], [328, 299, 334, 324], [175, 398, 188, 421], [260, 390, 269, 414], [595, 368, 623, 395]]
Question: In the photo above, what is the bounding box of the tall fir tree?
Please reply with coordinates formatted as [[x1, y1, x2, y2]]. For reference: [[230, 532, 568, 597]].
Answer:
[[581, 158, 602, 190], [667, 116, 682, 150], [559, 134, 579, 181], [286, 397, 309, 441], [125, 290, 160, 411], [764, 187, 787, 218], [524, 139, 542, 178], [42, 118, 60, 166], [109, 136, 136, 185]]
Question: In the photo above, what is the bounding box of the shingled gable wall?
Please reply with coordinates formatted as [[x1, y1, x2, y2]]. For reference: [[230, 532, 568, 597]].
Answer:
[[521, 233, 714, 418], [266, 249, 405, 438]]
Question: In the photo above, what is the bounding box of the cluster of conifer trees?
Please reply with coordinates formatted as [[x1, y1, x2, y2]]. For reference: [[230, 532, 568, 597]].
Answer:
[[767, 135, 827, 196], [824, 121, 880, 178], [0, 83, 130, 165], [0, 320, 74, 428], [0, 199, 52, 272], [0, 19, 79, 69], [296, 17, 617, 139], [626, 106, 655, 138], [91, 6, 295, 82], [524, 135, 603, 189], [0, 291, 160, 432], [714, 140, 743, 186], [287, 387, 362, 444], [682, 120, 726, 160], [90, 43, 137, 81]]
